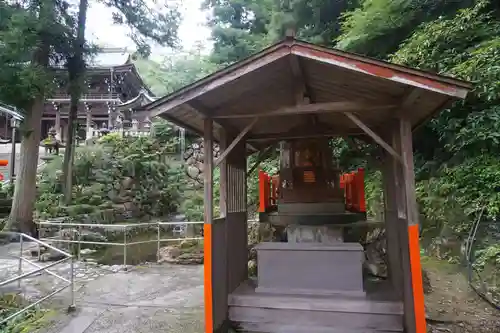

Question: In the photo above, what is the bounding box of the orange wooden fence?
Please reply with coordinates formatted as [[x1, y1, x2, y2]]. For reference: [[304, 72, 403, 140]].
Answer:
[[340, 168, 366, 213], [258, 168, 366, 213]]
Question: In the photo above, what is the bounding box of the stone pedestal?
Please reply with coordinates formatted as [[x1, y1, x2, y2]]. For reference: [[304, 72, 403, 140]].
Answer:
[[287, 224, 343, 243], [255, 242, 365, 296]]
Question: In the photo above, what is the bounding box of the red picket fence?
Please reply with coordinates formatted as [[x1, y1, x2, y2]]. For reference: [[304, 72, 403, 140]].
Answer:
[[258, 168, 366, 213]]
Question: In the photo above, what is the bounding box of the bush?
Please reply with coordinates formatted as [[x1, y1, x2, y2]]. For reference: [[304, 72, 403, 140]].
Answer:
[[36, 133, 183, 221]]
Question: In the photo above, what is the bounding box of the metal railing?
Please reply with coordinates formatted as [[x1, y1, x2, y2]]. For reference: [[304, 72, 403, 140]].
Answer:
[[90, 128, 151, 139], [37, 221, 204, 268], [48, 93, 120, 101], [0, 232, 75, 325]]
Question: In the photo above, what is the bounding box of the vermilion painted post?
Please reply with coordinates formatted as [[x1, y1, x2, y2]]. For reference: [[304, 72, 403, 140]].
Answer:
[[258, 170, 267, 213], [352, 172, 360, 212], [357, 168, 366, 213], [345, 174, 353, 211]]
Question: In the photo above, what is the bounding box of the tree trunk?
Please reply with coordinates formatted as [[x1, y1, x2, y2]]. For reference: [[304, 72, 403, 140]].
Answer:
[[62, 0, 88, 205], [5, 99, 44, 235], [4, 0, 53, 236]]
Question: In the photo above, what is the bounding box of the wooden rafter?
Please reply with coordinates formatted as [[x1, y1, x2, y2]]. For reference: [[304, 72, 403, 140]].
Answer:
[[213, 101, 396, 119], [247, 121, 363, 141], [214, 117, 259, 167], [394, 88, 424, 117], [188, 100, 259, 152], [247, 144, 276, 176], [343, 112, 402, 162], [289, 55, 310, 104]]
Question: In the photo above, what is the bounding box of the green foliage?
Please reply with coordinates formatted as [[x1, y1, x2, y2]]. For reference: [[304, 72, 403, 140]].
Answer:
[[36, 134, 183, 220], [364, 170, 383, 220], [337, 0, 472, 58], [203, 0, 274, 64], [417, 155, 500, 237], [0, 294, 54, 333], [391, 1, 500, 166], [475, 244, 500, 269], [0, 1, 56, 110], [135, 52, 220, 95]]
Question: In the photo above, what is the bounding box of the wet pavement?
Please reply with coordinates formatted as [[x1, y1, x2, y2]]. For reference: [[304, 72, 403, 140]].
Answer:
[[0, 242, 204, 333], [45, 265, 205, 333]]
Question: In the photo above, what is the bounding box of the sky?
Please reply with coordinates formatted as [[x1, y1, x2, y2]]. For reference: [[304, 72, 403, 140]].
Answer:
[[85, 0, 212, 59]]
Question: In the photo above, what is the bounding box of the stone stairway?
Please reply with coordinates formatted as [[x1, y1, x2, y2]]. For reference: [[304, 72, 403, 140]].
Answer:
[[228, 280, 404, 333]]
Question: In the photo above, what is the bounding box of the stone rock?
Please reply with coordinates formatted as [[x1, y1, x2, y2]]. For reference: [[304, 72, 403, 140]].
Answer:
[[40, 250, 66, 262], [179, 239, 197, 249], [157, 245, 203, 265], [175, 253, 203, 265], [248, 259, 257, 277], [79, 248, 96, 255], [80, 230, 108, 243], [110, 265, 122, 272]]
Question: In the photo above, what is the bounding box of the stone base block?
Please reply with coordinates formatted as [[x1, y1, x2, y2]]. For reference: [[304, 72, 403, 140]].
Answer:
[[255, 242, 365, 296]]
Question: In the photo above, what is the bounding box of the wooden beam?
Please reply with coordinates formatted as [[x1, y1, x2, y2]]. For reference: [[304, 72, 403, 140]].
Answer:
[[401, 89, 422, 109], [289, 55, 310, 104], [291, 45, 470, 99], [214, 117, 258, 167], [188, 100, 259, 152], [387, 117, 426, 333], [247, 129, 365, 141], [213, 102, 396, 119], [344, 112, 402, 162], [393, 88, 424, 117], [203, 118, 214, 222], [202, 117, 214, 333], [219, 129, 227, 218], [246, 145, 275, 176]]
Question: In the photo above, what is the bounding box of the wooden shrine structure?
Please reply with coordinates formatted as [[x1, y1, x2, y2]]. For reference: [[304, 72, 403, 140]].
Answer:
[[145, 37, 472, 333]]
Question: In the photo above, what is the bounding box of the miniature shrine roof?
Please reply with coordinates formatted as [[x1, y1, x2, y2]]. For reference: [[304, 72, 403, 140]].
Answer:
[[144, 38, 472, 145]]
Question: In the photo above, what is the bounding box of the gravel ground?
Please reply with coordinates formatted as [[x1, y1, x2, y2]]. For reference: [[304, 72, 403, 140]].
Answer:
[[423, 257, 500, 333]]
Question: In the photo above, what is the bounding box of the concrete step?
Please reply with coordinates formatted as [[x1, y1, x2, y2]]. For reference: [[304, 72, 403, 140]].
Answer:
[[229, 281, 403, 315], [229, 281, 403, 332], [234, 322, 403, 333], [229, 307, 403, 332]]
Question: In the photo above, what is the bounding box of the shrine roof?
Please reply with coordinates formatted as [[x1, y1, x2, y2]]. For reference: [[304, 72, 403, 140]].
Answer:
[[144, 38, 472, 145], [116, 89, 157, 111], [0, 101, 24, 120], [87, 48, 131, 68]]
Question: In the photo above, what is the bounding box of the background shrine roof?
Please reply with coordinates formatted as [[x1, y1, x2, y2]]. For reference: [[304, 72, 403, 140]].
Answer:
[[0, 101, 24, 121], [87, 47, 131, 68], [116, 89, 157, 110], [144, 38, 472, 146]]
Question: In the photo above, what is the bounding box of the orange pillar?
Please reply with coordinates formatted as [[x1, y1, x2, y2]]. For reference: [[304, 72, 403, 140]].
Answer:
[[357, 168, 366, 213], [258, 170, 270, 213]]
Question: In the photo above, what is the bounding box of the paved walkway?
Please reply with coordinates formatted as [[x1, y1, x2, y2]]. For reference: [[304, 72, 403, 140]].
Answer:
[[0, 243, 205, 333], [44, 265, 204, 333]]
